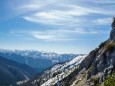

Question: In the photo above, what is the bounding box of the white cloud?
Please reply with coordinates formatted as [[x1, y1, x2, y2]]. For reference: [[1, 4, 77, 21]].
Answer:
[[7, 0, 115, 26], [22, 4, 100, 22], [94, 18, 112, 25], [14, 0, 54, 10], [93, 0, 115, 4], [30, 28, 108, 41], [22, 1, 115, 27], [31, 30, 72, 41], [10, 27, 108, 41]]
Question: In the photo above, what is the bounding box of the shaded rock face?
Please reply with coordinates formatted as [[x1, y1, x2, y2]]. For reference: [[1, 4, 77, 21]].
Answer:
[[112, 17, 115, 30], [110, 30, 115, 41], [110, 18, 115, 41], [80, 48, 115, 82]]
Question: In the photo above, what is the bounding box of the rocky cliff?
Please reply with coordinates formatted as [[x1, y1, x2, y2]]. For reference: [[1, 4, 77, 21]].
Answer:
[[59, 18, 115, 86]]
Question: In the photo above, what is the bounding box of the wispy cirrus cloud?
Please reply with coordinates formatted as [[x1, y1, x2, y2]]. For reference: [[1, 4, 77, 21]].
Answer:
[[4, 0, 115, 28], [22, 4, 109, 26], [10, 28, 109, 41], [6, 0, 115, 25], [93, 18, 112, 25]]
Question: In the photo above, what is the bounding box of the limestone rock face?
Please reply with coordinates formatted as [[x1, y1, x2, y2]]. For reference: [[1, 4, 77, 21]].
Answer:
[[110, 29, 115, 41], [110, 18, 115, 41], [112, 17, 115, 30]]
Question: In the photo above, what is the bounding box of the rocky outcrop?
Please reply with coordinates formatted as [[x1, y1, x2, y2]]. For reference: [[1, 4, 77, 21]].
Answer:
[[112, 17, 115, 30], [59, 18, 115, 86], [75, 18, 115, 86], [110, 17, 115, 42]]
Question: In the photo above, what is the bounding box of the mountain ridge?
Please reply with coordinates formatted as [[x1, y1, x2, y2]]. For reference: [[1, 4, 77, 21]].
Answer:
[[0, 55, 37, 85], [22, 55, 86, 86]]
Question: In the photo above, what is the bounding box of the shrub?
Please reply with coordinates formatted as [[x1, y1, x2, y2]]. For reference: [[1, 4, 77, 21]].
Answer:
[[90, 77, 100, 86], [104, 73, 115, 86], [90, 77, 97, 83], [104, 42, 115, 53], [96, 84, 100, 86], [65, 82, 70, 86], [89, 65, 94, 72]]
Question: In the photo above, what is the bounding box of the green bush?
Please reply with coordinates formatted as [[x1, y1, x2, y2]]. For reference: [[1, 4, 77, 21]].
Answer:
[[90, 77, 100, 86], [89, 65, 94, 72], [96, 84, 100, 86], [65, 82, 70, 86], [104, 73, 115, 86], [104, 42, 115, 52]]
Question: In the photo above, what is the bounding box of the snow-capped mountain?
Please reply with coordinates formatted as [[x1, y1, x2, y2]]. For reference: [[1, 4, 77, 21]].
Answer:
[[24, 55, 87, 86], [0, 49, 78, 72], [0, 49, 76, 60]]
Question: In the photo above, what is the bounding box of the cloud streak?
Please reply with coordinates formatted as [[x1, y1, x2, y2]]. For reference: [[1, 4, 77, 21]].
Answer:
[[10, 28, 109, 41]]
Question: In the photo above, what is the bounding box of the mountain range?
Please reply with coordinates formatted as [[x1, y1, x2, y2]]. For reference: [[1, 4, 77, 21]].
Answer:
[[0, 49, 79, 85], [0, 49, 77, 72]]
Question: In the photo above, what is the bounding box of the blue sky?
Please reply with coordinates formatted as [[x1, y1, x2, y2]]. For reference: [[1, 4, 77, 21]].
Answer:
[[0, 0, 115, 54]]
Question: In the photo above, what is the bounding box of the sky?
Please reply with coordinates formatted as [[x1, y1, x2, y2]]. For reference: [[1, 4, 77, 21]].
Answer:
[[0, 0, 115, 54]]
